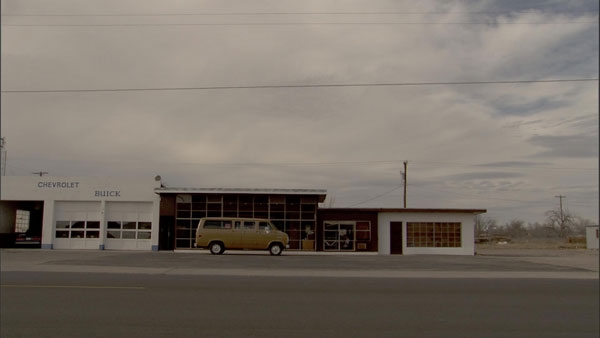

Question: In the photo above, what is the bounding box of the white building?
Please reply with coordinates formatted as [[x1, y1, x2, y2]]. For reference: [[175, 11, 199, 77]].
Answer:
[[586, 225, 599, 250], [0, 176, 161, 250]]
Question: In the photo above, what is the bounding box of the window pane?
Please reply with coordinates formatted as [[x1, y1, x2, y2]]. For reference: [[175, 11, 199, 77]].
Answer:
[[71, 221, 85, 229], [138, 222, 151, 230], [71, 231, 85, 238], [56, 230, 69, 238], [122, 231, 136, 239], [138, 232, 151, 240], [86, 231, 100, 239], [203, 220, 222, 229], [87, 221, 100, 229], [123, 222, 137, 230], [107, 230, 121, 239], [107, 221, 121, 229], [56, 221, 70, 229]]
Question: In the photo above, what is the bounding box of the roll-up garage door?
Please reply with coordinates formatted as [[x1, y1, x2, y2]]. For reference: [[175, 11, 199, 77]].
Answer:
[[54, 201, 102, 249], [105, 202, 153, 250]]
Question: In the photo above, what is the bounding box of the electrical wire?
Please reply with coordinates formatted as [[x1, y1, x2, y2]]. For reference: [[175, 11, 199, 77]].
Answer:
[[2, 78, 597, 94]]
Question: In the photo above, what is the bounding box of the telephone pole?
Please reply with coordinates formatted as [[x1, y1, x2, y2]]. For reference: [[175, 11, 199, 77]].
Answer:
[[402, 161, 408, 208], [555, 195, 566, 221]]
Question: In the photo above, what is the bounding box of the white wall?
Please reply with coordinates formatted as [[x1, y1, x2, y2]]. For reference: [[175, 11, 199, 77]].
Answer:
[[1, 176, 161, 250], [586, 226, 599, 249], [378, 212, 476, 255]]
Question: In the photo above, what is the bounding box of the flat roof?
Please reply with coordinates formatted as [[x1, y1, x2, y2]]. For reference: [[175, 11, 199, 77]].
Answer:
[[155, 187, 327, 202], [321, 207, 487, 214]]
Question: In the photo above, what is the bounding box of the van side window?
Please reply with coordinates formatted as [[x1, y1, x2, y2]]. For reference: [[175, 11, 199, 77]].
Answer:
[[259, 222, 271, 231], [234, 221, 242, 229], [243, 221, 255, 230], [204, 220, 223, 229]]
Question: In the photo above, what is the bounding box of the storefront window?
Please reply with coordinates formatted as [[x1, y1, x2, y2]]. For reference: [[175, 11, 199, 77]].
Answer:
[[406, 222, 461, 247], [323, 221, 370, 251]]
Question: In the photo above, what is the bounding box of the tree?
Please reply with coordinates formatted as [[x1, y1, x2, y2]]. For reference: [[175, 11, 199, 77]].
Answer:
[[544, 208, 576, 238], [505, 219, 527, 238], [475, 216, 497, 237]]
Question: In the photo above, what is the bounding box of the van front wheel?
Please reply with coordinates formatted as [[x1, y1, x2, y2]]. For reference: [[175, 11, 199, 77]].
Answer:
[[209, 242, 225, 255], [269, 243, 283, 256]]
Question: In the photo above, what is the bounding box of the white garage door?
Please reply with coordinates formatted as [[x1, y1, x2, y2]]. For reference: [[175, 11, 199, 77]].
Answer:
[[54, 201, 102, 250], [105, 202, 153, 250]]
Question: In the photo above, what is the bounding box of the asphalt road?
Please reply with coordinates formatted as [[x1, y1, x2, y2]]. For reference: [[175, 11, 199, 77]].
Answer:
[[2, 271, 598, 338]]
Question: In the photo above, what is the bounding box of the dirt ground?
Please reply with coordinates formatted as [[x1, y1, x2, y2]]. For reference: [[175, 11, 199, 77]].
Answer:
[[476, 238, 599, 272]]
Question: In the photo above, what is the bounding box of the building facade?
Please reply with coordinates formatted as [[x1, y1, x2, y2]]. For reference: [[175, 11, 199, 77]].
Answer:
[[1, 176, 486, 255], [155, 188, 326, 251], [0, 176, 161, 250]]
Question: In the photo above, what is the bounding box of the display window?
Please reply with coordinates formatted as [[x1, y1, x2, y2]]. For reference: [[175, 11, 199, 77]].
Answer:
[[323, 221, 371, 251]]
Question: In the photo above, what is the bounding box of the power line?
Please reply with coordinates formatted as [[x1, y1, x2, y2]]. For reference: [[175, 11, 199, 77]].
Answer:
[[3, 20, 597, 27], [2, 9, 598, 16], [345, 185, 404, 208], [2, 78, 597, 94]]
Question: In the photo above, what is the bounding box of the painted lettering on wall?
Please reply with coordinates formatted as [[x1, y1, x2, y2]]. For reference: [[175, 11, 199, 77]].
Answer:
[[95, 190, 121, 197], [38, 181, 80, 188]]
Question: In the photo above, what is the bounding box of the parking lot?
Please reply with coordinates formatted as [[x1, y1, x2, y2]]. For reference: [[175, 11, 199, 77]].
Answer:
[[1, 248, 597, 279]]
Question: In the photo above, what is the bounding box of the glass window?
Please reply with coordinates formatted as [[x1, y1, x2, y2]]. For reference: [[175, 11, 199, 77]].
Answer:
[[107, 221, 121, 229], [259, 222, 271, 231], [243, 221, 255, 230], [71, 230, 85, 238], [56, 230, 69, 238], [71, 221, 85, 229], [204, 220, 222, 229], [87, 221, 100, 229], [56, 221, 70, 229], [123, 222, 137, 230], [107, 230, 121, 239], [86, 231, 100, 239], [138, 232, 151, 240], [15, 210, 30, 233], [407, 222, 461, 248], [122, 231, 136, 239], [138, 222, 151, 230]]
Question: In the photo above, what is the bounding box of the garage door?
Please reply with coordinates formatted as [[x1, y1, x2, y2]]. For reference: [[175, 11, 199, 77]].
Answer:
[[105, 202, 153, 251], [54, 202, 102, 250]]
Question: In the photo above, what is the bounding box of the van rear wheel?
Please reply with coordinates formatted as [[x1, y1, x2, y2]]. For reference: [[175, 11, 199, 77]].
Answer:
[[269, 243, 283, 256], [209, 242, 224, 255]]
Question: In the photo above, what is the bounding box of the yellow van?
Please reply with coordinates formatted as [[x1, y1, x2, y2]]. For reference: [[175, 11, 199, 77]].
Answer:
[[195, 217, 290, 255]]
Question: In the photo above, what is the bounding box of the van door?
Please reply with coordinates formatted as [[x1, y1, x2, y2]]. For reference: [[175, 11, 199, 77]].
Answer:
[[256, 221, 275, 249], [230, 220, 244, 249], [240, 220, 260, 249]]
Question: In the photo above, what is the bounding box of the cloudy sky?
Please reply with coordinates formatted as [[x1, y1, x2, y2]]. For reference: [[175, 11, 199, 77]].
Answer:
[[1, 0, 598, 225]]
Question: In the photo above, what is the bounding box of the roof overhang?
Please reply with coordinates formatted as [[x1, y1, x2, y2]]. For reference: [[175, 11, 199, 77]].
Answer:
[[321, 208, 487, 214], [154, 187, 327, 203]]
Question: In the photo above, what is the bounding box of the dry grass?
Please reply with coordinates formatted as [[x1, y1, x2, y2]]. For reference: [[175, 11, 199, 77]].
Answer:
[[476, 237, 588, 250]]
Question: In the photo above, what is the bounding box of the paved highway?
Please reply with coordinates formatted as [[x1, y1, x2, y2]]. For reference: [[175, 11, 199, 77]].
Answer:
[[2, 271, 598, 338]]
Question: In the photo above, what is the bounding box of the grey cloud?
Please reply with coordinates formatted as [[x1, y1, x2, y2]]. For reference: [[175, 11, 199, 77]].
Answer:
[[443, 172, 525, 181], [476, 161, 553, 168], [530, 134, 599, 158], [491, 97, 569, 117]]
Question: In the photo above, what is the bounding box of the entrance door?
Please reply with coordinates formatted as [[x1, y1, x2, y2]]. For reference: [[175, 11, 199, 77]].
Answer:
[[390, 222, 403, 254]]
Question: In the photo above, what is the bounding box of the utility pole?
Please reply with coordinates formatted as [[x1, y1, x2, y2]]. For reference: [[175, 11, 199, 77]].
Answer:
[[0, 137, 6, 176], [555, 195, 566, 236], [402, 161, 408, 208], [555, 195, 566, 221]]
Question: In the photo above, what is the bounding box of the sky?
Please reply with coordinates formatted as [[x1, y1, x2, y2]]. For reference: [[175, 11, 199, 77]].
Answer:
[[1, 0, 598, 225]]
